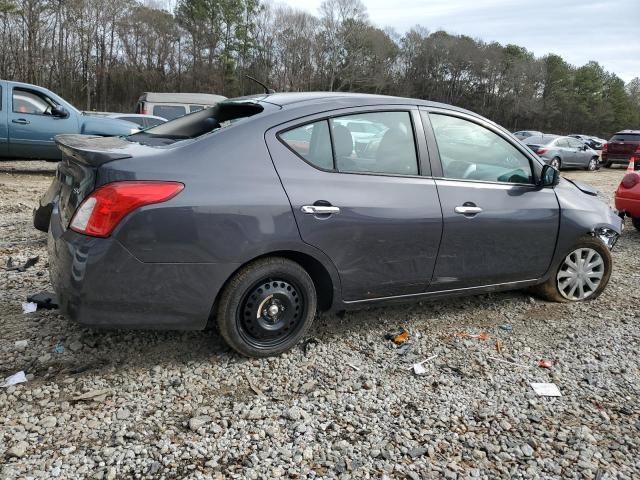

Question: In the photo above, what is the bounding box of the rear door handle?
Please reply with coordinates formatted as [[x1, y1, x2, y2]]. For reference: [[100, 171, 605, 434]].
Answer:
[[12, 118, 29, 125], [454, 206, 483, 215], [301, 205, 340, 215]]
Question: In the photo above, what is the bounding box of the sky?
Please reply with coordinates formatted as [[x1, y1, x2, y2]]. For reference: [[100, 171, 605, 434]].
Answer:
[[280, 0, 640, 82]]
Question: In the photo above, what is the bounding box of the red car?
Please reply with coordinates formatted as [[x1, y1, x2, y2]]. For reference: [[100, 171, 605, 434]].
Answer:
[[615, 171, 640, 230]]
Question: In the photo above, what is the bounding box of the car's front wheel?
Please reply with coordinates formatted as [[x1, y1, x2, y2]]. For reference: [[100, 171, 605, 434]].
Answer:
[[550, 157, 561, 170], [585, 157, 598, 171], [532, 236, 612, 302], [217, 257, 317, 357]]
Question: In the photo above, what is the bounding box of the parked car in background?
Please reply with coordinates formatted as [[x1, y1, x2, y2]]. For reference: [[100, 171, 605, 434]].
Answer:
[[513, 130, 543, 140], [36, 93, 621, 357], [601, 130, 640, 168], [135, 92, 226, 120], [0, 80, 140, 160], [568, 134, 604, 150], [615, 171, 640, 230], [524, 134, 600, 170], [105, 113, 166, 129]]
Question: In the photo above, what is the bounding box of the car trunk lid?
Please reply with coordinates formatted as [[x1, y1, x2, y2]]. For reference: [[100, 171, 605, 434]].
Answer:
[[55, 134, 133, 229]]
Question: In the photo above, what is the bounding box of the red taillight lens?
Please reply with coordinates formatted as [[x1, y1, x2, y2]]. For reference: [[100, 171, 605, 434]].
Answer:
[[536, 148, 547, 155], [602, 143, 608, 152], [70, 181, 184, 237], [634, 145, 640, 154], [621, 173, 640, 189]]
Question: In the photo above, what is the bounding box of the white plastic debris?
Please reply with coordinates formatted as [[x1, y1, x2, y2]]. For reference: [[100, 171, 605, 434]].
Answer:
[[2, 371, 27, 388], [530, 382, 562, 397], [411, 354, 438, 375], [22, 302, 37, 314]]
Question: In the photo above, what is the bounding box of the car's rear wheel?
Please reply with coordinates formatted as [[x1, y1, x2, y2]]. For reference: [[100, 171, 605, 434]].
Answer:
[[632, 217, 640, 231], [586, 157, 598, 171], [217, 257, 317, 357], [550, 157, 561, 170], [532, 236, 612, 302]]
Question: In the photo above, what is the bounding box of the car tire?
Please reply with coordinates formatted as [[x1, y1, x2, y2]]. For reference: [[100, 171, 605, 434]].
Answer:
[[216, 257, 317, 358], [632, 217, 640, 231], [550, 157, 561, 170], [531, 235, 612, 303], [603, 161, 613, 168], [585, 157, 598, 171]]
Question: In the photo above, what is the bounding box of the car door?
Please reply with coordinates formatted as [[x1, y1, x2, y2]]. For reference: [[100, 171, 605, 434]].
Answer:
[[422, 109, 559, 290], [8, 86, 78, 159], [266, 107, 443, 301], [555, 138, 575, 166]]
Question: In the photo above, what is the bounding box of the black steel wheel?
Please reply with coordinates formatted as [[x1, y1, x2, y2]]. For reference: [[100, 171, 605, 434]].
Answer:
[[217, 257, 317, 357]]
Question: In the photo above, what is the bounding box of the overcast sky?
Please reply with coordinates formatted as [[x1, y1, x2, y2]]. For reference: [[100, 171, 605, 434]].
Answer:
[[280, 0, 639, 82]]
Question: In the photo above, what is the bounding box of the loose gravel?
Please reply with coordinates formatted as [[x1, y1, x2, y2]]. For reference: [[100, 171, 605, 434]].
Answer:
[[1, 161, 639, 479]]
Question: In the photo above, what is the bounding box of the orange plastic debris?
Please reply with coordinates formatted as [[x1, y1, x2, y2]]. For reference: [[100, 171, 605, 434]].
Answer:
[[392, 331, 410, 345]]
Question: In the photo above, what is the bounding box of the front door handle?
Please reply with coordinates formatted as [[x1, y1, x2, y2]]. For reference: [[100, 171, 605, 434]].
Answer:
[[454, 206, 483, 215], [301, 205, 340, 215], [12, 118, 29, 125]]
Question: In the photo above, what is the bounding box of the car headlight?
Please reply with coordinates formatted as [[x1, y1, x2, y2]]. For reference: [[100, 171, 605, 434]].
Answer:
[[592, 227, 619, 250]]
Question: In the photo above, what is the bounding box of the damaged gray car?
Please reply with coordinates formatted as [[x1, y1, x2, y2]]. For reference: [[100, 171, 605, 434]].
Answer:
[[36, 92, 622, 357]]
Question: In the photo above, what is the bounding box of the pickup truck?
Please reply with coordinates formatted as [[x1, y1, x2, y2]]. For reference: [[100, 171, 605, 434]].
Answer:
[[0, 80, 140, 160]]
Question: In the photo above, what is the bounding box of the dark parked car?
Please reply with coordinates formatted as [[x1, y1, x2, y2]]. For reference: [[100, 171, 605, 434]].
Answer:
[[37, 93, 622, 357], [524, 135, 600, 170], [602, 130, 640, 168]]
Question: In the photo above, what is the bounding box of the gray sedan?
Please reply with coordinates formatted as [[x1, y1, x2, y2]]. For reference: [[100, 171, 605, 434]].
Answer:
[[36, 93, 621, 357], [524, 135, 600, 171]]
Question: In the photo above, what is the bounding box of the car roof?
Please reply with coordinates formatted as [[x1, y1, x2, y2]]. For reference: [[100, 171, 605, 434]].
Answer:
[[140, 92, 226, 104], [614, 130, 640, 134]]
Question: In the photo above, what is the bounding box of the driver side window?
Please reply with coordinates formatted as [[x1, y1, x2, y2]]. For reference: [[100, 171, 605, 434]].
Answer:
[[428, 113, 533, 184], [13, 88, 54, 115]]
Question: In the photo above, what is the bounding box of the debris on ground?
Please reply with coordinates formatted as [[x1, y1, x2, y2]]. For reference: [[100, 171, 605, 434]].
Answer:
[[21, 302, 37, 314], [498, 324, 513, 332], [495, 339, 504, 354], [14, 340, 28, 351], [2, 371, 28, 387], [26, 291, 58, 309], [530, 382, 562, 397], [246, 373, 265, 397], [455, 331, 489, 341], [6, 255, 39, 272], [71, 389, 111, 402], [53, 343, 65, 354], [387, 330, 410, 345], [347, 363, 360, 371], [411, 354, 438, 375], [538, 359, 556, 369]]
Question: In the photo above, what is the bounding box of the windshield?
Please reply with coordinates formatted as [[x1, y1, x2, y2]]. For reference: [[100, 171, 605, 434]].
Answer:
[[128, 101, 264, 146]]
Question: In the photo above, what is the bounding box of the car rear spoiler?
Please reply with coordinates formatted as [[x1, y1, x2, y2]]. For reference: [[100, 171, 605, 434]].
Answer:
[[55, 134, 133, 167]]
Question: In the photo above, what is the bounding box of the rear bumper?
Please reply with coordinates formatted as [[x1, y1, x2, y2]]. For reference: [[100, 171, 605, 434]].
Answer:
[[48, 208, 239, 330], [603, 155, 634, 164], [615, 195, 640, 218]]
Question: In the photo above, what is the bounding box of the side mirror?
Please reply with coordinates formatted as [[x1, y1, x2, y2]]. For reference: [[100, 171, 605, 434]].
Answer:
[[51, 106, 69, 118], [539, 164, 559, 188]]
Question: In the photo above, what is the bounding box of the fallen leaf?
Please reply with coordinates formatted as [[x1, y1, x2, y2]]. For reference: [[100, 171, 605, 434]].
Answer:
[[495, 339, 503, 354], [392, 331, 410, 345]]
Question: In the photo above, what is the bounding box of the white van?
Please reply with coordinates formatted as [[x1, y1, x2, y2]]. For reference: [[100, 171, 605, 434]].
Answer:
[[135, 92, 227, 120]]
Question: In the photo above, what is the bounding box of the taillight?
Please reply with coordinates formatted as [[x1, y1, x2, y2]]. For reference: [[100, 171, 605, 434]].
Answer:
[[602, 143, 608, 152], [70, 181, 184, 238], [621, 173, 640, 189], [536, 148, 547, 155], [634, 144, 640, 154]]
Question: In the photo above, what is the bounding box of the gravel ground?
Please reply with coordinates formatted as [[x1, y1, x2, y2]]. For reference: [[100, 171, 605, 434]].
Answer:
[[1, 161, 639, 480]]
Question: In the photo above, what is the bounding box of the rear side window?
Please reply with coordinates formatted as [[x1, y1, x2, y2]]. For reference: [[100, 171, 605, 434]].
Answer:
[[429, 113, 533, 184], [280, 121, 333, 170], [153, 105, 186, 120], [190, 105, 204, 113], [280, 111, 419, 176]]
